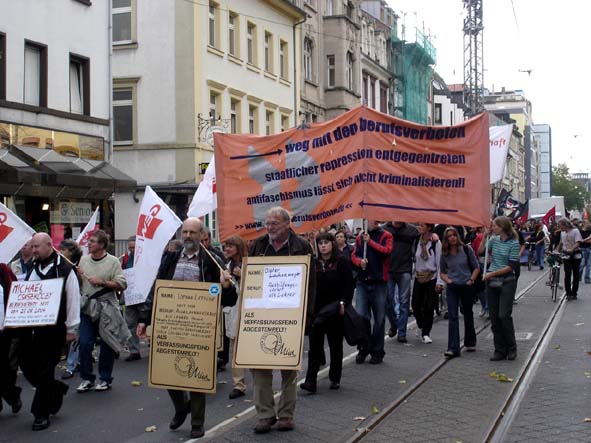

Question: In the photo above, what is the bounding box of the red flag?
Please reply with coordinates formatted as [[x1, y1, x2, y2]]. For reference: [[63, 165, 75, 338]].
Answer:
[[541, 206, 556, 226]]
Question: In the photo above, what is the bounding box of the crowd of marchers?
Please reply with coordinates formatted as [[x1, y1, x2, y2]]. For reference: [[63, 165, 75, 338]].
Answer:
[[1, 209, 590, 439]]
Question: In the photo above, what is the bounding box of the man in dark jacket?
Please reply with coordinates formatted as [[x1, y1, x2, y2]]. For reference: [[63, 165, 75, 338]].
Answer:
[[20, 233, 80, 431], [249, 207, 316, 434], [137, 217, 237, 439], [382, 221, 419, 342], [351, 221, 393, 364]]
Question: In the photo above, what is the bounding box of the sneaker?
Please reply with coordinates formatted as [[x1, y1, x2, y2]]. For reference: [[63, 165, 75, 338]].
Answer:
[[94, 381, 111, 392], [329, 381, 340, 390], [32, 417, 50, 431], [422, 335, 433, 344], [397, 336, 407, 343], [277, 417, 294, 432], [387, 328, 397, 338], [299, 381, 317, 393], [254, 417, 277, 434], [61, 370, 74, 380], [368, 355, 383, 365], [355, 352, 368, 364], [190, 425, 205, 439], [76, 380, 95, 393]]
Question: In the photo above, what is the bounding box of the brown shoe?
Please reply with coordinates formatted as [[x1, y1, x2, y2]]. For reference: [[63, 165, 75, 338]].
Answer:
[[277, 417, 294, 432], [254, 417, 277, 434]]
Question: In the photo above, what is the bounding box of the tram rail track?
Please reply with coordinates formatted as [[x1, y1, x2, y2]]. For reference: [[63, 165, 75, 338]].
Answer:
[[348, 271, 553, 443]]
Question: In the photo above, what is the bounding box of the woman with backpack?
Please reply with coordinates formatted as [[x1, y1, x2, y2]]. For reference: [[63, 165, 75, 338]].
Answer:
[[412, 223, 443, 344], [440, 227, 480, 359]]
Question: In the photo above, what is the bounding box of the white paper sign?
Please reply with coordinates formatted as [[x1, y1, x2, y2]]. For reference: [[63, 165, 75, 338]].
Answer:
[[122, 268, 146, 306], [245, 265, 303, 309], [4, 278, 64, 328]]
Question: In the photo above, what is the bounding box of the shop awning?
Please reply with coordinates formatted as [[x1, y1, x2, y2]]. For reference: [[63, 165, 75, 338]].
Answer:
[[0, 144, 137, 199]]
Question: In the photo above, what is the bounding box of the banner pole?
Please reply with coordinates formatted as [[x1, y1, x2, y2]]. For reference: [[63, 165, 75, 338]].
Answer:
[[362, 219, 368, 260], [199, 243, 238, 288]]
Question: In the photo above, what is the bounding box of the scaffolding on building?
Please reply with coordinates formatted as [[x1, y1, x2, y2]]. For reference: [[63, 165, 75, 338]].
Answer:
[[391, 21, 436, 124]]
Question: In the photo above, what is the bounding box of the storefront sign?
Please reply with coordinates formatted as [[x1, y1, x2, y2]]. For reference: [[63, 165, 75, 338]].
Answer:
[[4, 278, 64, 328], [50, 202, 93, 224], [149, 280, 221, 393], [233, 256, 310, 370]]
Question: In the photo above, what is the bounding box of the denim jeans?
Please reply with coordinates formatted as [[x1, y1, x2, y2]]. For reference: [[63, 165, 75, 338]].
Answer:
[[535, 243, 545, 269], [79, 313, 117, 384], [386, 277, 403, 329], [579, 248, 591, 282], [355, 280, 387, 357], [66, 339, 79, 372], [388, 273, 412, 337], [487, 278, 517, 356], [564, 258, 582, 296], [446, 284, 477, 354]]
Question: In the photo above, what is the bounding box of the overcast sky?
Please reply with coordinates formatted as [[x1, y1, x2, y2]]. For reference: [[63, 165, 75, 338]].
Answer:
[[387, 0, 589, 174]]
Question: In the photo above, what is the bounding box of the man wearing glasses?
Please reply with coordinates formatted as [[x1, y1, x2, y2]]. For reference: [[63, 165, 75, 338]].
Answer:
[[248, 207, 316, 434]]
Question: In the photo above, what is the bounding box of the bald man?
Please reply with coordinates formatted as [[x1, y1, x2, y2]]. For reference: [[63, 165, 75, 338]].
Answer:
[[19, 232, 80, 431], [137, 218, 237, 439]]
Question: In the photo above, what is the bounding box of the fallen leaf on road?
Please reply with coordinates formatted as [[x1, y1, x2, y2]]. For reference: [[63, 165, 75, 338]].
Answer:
[[243, 399, 253, 403], [423, 354, 428, 357], [575, 322, 584, 327], [554, 345, 560, 350], [137, 408, 144, 412], [131, 381, 142, 387], [226, 404, 234, 408], [496, 374, 513, 383], [584, 418, 591, 423], [399, 380, 407, 384], [353, 416, 366, 421], [584, 372, 591, 379], [489, 372, 513, 382], [371, 405, 380, 414], [145, 425, 157, 432]]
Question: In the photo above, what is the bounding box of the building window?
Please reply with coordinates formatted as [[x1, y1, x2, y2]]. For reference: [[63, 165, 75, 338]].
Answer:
[[325, 0, 333, 15], [370, 79, 375, 108], [112, 0, 133, 44], [113, 88, 133, 145], [346, 51, 353, 91], [208, 3, 217, 47], [248, 105, 258, 134], [434, 103, 442, 124], [304, 38, 313, 81], [209, 91, 221, 120], [279, 40, 288, 79], [362, 74, 368, 105], [327, 55, 335, 87], [230, 99, 240, 133], [0, 33, 5, 100], [228, 12, 238, 56], [265, 110, 274, 135], [380, 83, 388, 114], [247, 22, 256, 65], [69, 55, 90, 115], [281, 115, 290, 131], [24, 42, 47, 107], [264, 32, 273, 73]]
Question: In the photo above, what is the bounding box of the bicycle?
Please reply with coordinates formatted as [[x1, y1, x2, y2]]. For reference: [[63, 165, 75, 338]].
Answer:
[[525, 241, 536, 271], [546, 252, 562, 302]]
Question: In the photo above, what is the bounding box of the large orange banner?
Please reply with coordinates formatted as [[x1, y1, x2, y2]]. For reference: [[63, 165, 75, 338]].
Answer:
[[215, 106, 489, 241]]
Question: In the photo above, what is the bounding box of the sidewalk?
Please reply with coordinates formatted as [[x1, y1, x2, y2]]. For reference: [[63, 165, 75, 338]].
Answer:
[[502, 283, 591, 442], [200, 270, 546, 443]]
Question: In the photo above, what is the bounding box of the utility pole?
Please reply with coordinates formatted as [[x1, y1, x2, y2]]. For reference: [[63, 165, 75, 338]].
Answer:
[[462, 0, 484, 117]]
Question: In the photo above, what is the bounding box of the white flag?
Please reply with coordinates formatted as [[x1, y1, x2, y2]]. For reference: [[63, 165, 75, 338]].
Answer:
[[76, 207, 100, 256], [0, 203, 35, 264], [188, 157, 217, 218], [134, 186, 182, 302], [489, 124, 513, 184]]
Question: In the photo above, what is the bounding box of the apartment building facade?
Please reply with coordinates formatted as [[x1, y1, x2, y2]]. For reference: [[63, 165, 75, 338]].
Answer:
[[0, 0, 134, 243], [112, 0, 305, 240]]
